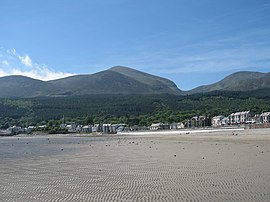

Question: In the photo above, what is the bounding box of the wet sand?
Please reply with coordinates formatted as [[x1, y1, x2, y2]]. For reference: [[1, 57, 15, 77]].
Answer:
[[1, 129, 270, 201]]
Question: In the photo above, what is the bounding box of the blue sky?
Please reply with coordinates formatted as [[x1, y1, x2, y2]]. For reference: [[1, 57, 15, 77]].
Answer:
[[0, 0, 270, 90]]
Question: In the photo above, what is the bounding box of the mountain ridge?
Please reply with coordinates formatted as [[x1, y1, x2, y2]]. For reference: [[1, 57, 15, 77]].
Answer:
[[187, 71, 270, 94], [0, 66, 181, 98], [0, 75, 65, 98], [110, 66, 180, 93], [0, 67, 270, 98]]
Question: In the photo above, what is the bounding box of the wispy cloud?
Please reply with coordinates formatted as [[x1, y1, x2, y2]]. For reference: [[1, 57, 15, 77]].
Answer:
[[19, 55, 33, 67], [0, 48, 74, 80]]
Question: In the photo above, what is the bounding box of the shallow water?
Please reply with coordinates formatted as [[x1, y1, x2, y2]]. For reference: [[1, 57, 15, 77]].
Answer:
[[0, 136, 110, 159]]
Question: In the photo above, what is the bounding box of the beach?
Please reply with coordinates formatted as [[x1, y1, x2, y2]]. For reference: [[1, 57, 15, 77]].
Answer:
[[1, 128, 270, 202]]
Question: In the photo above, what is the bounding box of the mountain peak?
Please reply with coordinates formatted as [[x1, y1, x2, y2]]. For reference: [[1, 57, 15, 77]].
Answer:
[[109, 66, 181, 94], [109, 66, 133, 71]]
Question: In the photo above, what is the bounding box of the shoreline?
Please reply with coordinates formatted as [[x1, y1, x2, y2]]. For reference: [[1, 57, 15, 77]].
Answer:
[[1, 127, 270, 140], [117, 127, 245, 136]]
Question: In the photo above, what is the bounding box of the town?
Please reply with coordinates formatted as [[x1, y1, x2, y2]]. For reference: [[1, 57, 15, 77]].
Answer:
[[2, 110, 270, 136]]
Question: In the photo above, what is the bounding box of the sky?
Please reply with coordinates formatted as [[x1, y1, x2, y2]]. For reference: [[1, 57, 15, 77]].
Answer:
[[0, 0, 270, 90]]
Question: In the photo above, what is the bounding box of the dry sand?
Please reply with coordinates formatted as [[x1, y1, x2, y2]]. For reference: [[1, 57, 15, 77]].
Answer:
[[1, 129, 270, 202]]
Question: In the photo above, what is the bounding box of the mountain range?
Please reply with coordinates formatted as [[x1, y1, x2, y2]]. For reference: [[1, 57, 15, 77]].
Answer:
[[0, 66, 269, 98], [0, 66, 181, 98]]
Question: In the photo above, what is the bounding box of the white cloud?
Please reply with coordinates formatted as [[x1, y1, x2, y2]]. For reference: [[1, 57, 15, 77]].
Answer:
[[19, 55, 33, 67], [0, 48, 74, 80]]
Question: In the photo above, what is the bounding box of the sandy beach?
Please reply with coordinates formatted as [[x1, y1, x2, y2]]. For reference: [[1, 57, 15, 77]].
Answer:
[[1, 128, 270, 202]]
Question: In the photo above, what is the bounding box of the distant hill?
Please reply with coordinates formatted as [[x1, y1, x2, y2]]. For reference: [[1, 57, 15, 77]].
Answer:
[[0, 66, 181, 98], [48, 66, 181, 95], [1, 68, 270, 98], [188, 71, 270, 94], [0, 76, 64, 98]]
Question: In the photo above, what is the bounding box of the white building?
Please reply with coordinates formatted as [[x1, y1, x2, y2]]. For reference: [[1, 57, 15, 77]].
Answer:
[[82, 125, 92, 133], [170, 122, 184, 129], [7, 126, 23, 135], [65, 122, 77, 133], [228, 111, 252, 125], [149, 123, 160, 130], [102, 124, 111, 133], [212, 116, 225, 127], [190, 116, 211, 128], [92, 124, 101, 132], [149, 123, 170, 130], [260, 112, 270, 123]]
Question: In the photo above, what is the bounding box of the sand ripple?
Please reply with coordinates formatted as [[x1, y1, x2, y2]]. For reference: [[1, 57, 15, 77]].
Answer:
[[1, 132, 270, 201]]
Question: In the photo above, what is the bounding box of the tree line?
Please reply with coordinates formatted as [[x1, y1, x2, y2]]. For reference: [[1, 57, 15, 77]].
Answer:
[[1, 89, 270, 129]]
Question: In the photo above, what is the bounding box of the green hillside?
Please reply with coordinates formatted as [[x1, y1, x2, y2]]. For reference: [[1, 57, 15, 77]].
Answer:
[[110, 66, 181, 94], [1, 89, 270, 129], [0, 76, 65, 98], [0, 66, 181, 98], [188, 71, 270, 94]]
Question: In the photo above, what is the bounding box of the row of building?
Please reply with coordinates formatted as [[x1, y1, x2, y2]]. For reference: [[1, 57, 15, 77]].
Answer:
[[212, 111, 270, 127], [149, 122, 184, 130], [149, 111, 270, 131], [150, 115, 252, 130], [60, 122, 186, 132], [59, 111, 270, 133], [60, 123, 127, 133], [0, 125, 33, 136], [3, 111, 270, 136]]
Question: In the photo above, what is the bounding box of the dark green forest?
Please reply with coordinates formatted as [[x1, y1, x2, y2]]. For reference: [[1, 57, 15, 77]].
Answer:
[[1, 88, 270, 129]]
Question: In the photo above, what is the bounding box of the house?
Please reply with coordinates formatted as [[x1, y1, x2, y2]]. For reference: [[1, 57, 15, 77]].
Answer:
[[116, 124, 126, 133], [110, 124, 118, 133], [102, 124, 111, 133], [149, 123, 170, 130], [82, 125, 92, 133], [170, 122, 184, 129], [65, 122, 77, 133], [7, 126, 23, 135], [254, 114, 261, 123], [28, 126, 36, 131], [260, 112, 270, 123], [92, 124, 101, 133], [190, 116, 211, 128], [149, 123, 160, 130], [76, 125, 83, 132], [212, 116, 225, 127], [221, 117, 229, 126], [246, 114, 258, 124], [228, 111, 252, 125], [35, 125, 47, 131], [129, 125, 148, 131]]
